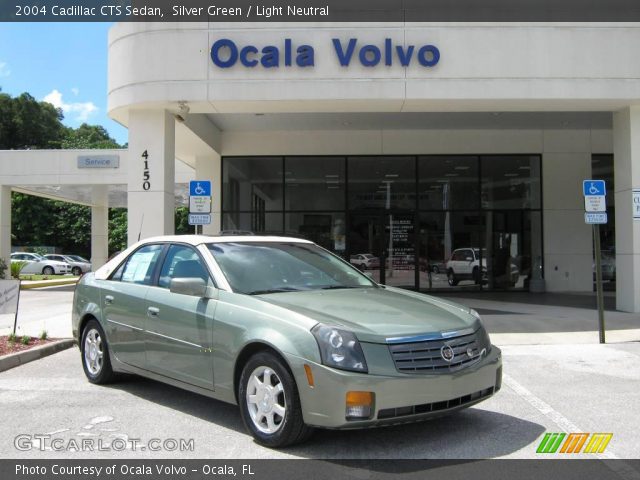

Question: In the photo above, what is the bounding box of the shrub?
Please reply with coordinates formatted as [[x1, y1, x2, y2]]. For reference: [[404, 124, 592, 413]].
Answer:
[[39, 330, 48, 340], [21, 335, 30, 345], [11, 261, 27, 279], [8, 332, 16, 343], [0, 258, 7, 279]]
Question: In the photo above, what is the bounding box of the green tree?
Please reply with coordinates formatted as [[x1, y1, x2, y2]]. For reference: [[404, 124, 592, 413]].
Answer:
[[61, 123, 121, 149], [0, 92, 65, 149]]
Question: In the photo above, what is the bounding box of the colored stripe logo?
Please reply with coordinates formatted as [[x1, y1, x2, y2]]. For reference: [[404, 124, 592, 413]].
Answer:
[[536, 433, 612, 454]]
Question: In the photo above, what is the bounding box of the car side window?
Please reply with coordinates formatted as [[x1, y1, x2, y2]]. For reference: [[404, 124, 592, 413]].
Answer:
[[158, 244, 213, 289], [118, 244, 164, 285]]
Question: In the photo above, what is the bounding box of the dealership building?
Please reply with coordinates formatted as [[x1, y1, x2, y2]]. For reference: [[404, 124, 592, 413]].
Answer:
[[1, 21, 639, 312]]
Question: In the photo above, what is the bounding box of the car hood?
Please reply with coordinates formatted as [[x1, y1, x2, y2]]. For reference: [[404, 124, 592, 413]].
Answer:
[[256, 287, 478, 343]]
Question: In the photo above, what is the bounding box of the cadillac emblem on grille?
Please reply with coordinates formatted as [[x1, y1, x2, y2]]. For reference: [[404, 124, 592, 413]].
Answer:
[[440, 344, 454, 362]]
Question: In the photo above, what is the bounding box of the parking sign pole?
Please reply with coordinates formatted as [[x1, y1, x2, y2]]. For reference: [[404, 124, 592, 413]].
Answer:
[[593, 225, 606, 344]]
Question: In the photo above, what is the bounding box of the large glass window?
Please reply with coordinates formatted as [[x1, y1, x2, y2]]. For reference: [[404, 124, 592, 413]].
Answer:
[[481, 155, 541, 209], [285, 157, 345, 210], [419, 156, 479, 210], [348, 157, 415, 210], [222, 155, 543, 292], [222, 157, 283, 212]]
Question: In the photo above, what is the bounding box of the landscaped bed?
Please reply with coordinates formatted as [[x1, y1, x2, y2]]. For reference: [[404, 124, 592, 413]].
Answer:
[[0, 334, 56, 357]]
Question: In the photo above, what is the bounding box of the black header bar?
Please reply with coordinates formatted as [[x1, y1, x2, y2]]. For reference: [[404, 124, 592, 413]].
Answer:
[[3, 0, 640, 22]]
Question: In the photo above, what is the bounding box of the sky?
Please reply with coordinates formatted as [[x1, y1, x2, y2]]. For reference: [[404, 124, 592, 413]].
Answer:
[[0, 22, 128, 145]]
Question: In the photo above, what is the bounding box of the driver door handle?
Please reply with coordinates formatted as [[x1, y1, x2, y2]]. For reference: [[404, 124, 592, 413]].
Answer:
[[104, 295, 114, 305], [147, 306, 160, 317]]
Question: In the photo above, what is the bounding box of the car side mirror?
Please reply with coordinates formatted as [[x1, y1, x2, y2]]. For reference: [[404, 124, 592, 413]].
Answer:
[[170, 277, 215, 298]]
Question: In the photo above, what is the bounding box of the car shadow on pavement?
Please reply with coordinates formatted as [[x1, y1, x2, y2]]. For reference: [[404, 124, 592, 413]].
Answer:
[[107, 375, 544, 459]]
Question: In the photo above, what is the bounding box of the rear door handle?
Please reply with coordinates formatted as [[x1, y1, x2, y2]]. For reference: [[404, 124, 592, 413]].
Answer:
[[104, 295, 114, 305], [147, 307, 160, 317]]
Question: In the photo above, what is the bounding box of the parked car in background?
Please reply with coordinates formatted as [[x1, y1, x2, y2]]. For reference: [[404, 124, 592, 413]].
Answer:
[[419, 257, 446, 274], [44, 254, 91, 276], [350, 253, 380, 270], [10, 252, 71, 275], [446, 248, 519, 287], [593, 253, 616, 282], [73, 235, 501, 448], [446, 248, 487, 286]]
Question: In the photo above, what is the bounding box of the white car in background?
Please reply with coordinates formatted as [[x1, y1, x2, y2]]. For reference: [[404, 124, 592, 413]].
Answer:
[[349, 253, 380, 270], [10, 252, 71, 275], [44, 254, 91, 276], [446, 248, 519, 287]]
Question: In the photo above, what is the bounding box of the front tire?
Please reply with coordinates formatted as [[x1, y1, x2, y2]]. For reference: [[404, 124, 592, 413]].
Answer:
[[42, 266, 54, 276], [81, 319, 116, 384], [447, 269, 459, 286], [238, 351, 313, 448], [72, 266, 82, 276]]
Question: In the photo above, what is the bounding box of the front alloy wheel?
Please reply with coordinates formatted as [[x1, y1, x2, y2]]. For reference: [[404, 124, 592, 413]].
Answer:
[[246, 366, 286, 434], [238, 352, 312, 448]]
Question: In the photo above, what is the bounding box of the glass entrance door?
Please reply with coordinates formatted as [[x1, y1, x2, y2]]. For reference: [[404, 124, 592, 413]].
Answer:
[[349, 213, 416, 288]]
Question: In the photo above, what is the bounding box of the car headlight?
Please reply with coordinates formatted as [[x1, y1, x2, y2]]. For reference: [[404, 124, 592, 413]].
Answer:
[[311, 325, 368, 373], [469, 308, 492, 353]]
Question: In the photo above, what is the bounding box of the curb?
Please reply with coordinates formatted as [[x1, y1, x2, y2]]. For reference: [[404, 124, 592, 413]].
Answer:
[[21, 279, 78, 290], [0, 339, 75, 373]]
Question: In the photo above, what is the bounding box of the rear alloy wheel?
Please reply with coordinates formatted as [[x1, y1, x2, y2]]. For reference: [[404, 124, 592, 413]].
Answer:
[[447, 269, 459, 286], [71, 266, 82, 276], [239, 352, 312, 448], [42, 266, 55, 276], [81, 319, 116, 384]]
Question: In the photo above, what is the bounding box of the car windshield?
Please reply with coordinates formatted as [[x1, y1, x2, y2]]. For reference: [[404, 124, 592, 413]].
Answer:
[[208, 242, 377, 295], [362, 254, 376, 259], [67, 255, 88, 262]]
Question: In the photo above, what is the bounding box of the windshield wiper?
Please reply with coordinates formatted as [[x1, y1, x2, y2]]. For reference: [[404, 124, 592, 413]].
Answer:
[[247, 287, 302, 295]]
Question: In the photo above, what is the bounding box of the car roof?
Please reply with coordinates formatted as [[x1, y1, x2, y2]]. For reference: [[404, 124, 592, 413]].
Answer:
[[141, 235, 313, 246], [94, 235, 314, 280]]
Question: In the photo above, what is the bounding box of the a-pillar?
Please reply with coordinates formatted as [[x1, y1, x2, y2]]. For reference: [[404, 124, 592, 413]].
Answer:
[[91, 185, 109, 270], [0, 186, 11, 274], [613, 106, 640, 313], [127, 110, 175, 245], [195, 154, 221, 234]]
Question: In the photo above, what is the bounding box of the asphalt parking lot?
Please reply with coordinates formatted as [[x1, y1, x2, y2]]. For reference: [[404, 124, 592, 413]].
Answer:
[[0, 286, 639, 460]]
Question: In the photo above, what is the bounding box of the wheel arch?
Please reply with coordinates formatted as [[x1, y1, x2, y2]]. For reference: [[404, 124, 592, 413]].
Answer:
[[233, 342, 295, 404]]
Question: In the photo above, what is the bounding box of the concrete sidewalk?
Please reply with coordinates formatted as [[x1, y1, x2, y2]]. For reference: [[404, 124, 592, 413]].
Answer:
[[436, 292, 640, 345]]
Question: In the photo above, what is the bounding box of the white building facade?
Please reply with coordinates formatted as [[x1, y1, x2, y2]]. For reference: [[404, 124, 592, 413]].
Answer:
[[1, 22, 639, 312]]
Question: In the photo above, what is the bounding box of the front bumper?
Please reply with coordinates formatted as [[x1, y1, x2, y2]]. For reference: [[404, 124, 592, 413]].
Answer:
[[286, 346, 502, 429]]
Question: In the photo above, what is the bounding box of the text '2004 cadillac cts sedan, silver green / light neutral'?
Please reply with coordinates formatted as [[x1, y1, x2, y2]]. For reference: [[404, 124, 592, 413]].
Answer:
[[72, 235, 502, 447]]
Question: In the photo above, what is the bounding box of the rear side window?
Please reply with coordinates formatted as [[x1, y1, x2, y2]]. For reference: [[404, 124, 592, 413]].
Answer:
[[117, 245, 164, 285]]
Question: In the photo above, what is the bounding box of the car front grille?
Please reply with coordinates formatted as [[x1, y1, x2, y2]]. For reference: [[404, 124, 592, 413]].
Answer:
[[388, 330, 487, 374], [377, 386, 495, 420]]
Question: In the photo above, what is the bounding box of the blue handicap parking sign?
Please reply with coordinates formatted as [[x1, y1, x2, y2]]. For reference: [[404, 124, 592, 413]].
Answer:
[[583, 179, 606, 196], [190, 180, 211, 197]]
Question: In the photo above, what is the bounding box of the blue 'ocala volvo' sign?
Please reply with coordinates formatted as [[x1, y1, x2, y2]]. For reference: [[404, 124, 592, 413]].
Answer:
[[210, 38, 440, 68]]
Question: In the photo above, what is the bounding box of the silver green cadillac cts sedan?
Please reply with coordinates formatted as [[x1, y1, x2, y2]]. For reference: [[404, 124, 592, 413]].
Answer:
[[73, 235, 502, 448]]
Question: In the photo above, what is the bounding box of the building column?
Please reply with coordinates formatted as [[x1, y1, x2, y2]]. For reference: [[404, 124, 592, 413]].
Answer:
[[0, 186, 11, 276], [613, 107, 640, 313], [195, 154, 221, 234], [127, 110, 175, 245], [91, 186, 109, 270]]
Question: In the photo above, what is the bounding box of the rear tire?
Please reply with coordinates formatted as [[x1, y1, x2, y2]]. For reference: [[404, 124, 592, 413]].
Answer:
[[447, 269, 459, 286], [238, 351, 313, 448], [42, 266, 55, 276], [81, 319, 116, 384], [473, 267, 481, 285]]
